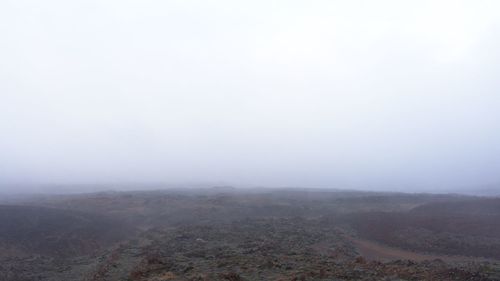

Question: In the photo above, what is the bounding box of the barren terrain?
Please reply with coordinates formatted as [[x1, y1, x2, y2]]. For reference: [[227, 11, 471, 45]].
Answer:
[[1, 188, 499, 280]]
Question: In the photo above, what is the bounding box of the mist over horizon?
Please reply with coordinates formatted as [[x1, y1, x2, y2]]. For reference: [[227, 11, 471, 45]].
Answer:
[[2, 0, 500, 194]]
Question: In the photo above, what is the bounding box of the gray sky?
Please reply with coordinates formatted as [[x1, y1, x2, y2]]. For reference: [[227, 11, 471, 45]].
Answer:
[[1, 0, 500, 192]]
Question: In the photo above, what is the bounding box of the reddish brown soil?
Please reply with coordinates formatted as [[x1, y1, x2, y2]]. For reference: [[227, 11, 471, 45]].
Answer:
[[348, 236, 495, 263]]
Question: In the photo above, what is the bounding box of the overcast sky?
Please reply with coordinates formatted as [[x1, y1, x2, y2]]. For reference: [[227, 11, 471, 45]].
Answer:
[[1, 0, 500, 192]]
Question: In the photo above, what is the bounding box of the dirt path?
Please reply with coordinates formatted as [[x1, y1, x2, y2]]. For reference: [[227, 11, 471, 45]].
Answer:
[[347, 236, 493, 263]]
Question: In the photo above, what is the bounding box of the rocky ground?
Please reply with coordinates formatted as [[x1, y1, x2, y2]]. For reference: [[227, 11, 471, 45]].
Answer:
[[1, 189, 500, 280]]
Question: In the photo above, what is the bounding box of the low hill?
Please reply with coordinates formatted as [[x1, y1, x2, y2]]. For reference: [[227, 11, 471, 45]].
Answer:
[[0, 205, 135, 258], [342, 198, 500, 259], [411, 198, 500, 216]]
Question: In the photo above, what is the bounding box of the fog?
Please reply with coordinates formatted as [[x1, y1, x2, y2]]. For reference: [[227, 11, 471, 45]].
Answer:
[[1, 1, 500, 193]]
